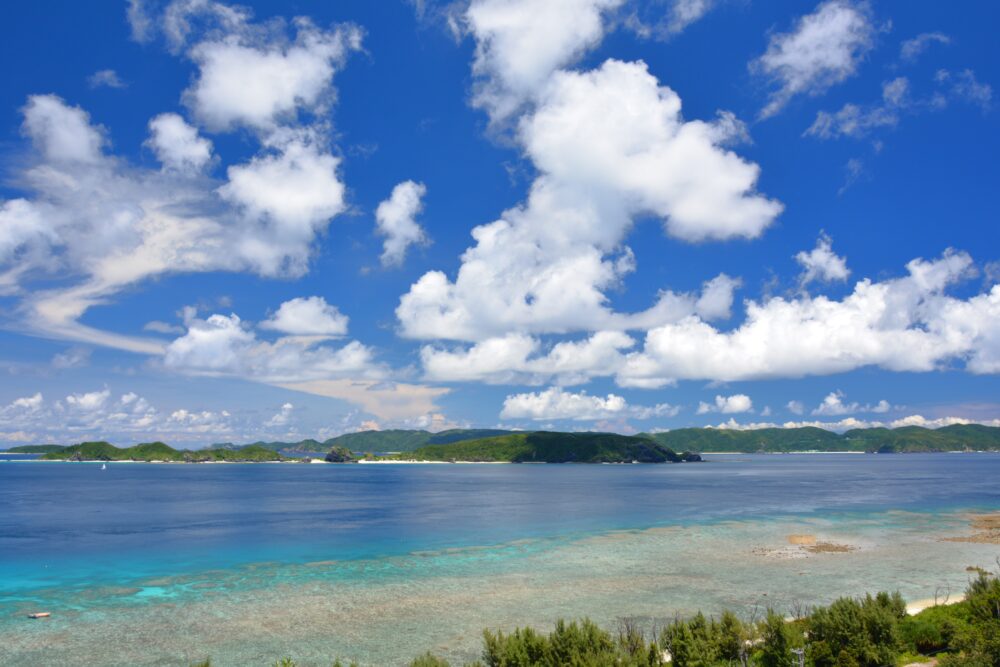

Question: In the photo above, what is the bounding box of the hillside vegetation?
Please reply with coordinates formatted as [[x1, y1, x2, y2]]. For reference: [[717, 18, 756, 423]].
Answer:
[[40, 441, 283, 462], [394, 432, 699, 463], [642, 423, 1000, 453], [321, 428, 514, 453], [4, 444, 67, 454], [10, 424, 1000, 459]]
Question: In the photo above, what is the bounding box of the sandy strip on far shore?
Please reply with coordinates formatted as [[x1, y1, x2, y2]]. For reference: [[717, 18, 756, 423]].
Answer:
[[906, 594, 966, 615]]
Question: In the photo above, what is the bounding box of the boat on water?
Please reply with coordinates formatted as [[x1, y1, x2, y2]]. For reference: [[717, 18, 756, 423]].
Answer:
[[101, 464, 106, 470], [28, 612, 51, 619]]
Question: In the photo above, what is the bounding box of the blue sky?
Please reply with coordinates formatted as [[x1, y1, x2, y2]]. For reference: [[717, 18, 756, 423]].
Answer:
[[1, 0, 998, 446]]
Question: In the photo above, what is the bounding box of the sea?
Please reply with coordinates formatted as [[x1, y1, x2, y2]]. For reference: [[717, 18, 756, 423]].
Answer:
[[1, 453, 998, 666]]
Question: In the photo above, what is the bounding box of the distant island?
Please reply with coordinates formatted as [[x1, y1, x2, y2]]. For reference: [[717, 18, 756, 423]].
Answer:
[[24, 441, 284, 462], [4, 424, 1000, 463], [390, 432, 702, 464]]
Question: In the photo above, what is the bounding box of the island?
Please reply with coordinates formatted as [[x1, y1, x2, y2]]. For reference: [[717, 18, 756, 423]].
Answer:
[[36, 441, 284, 462], [388, 432, 702, 464], [6, 424, 1000, 463]]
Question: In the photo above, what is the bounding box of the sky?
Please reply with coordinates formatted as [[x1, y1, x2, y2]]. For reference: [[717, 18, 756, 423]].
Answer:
[[0, 0, 999, 446]]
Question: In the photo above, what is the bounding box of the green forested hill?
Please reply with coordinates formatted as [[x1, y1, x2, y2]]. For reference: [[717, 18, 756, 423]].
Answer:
[[40, 441, 283, 462], [5, 444, 67, 454], [641, 424, 1000, 453], [321, 428, 515, 452], [11, 424, 1000, 460], [396, 431, 697, 463]]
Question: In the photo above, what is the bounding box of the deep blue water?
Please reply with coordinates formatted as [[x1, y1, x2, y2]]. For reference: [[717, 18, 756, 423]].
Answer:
[[1, 454, 999, 593]]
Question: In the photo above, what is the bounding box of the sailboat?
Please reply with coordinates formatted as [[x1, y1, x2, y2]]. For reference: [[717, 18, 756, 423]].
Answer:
[[101, 464, 107, 470]]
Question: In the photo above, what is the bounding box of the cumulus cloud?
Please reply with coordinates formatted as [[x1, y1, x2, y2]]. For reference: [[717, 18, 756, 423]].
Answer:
[[21, 94, 106, 164], [260, 296, 348, 337], [66, 388, 111, 411], [0, 388, 308, 445], [696, 393, 753, 414], [812, 390, 891, 416], [0, 3, 360, 355], [900, 32, 950, 63], [787, 400, 805, 415], [265, 402, 294, 427], [218, 135, 348, 275], [751, 0, 875, 118], [146, 112, 213, 172], [399, 59, 780, 343], [375, 180, 428, 267], [618, 250, 1000, 387], [163, 311, 379, 383], [183, 19, 361, 131], [500, 386, 679, 421], [796, 234, 850, 285], [88, 69, 127, 89], [712, 414, 1000, 432], [5, 393, 44, 413], [466, 0, 625, 124]]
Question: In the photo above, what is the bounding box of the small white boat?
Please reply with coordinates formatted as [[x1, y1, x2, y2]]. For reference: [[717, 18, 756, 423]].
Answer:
[[28, 612, 51, 619], [101, 464, 107, 470]]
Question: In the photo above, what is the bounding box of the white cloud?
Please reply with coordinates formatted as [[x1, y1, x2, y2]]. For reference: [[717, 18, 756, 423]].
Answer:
[[376, 180, 428, 267], [144, 320, 185, 335], [180, 13, 361, 131], [696, 393, 753, 414], [787, 400, 805, 415], [278, 379, 450, 421], [796, 234, 850, 285], [751, 0, 875, 118], [146, 113, 213, 172], [7, 393, 44, 413], [665, 0, 716, 35], [809, 70, 992, 143], [938, 69, 993, 112], [421, 330, 635, 386], [66, 388, 111, 412], [164, 310, 381, 385], [618, 250, 1000, 387], [21, 94, 105, 164], [218, 136, 348, 275], [713, 414, 1000, 432], [127, 0, 153, 42], [1, 4, 362, 356], [399, 60, 780, 343], [88, 69, 127, 89], [260, 296, 349, 337], [500, 386, 678, 421], [900, 32, 950, 63], [466, 0, 625, 124], [812, 390, 891, 416], [806, 77, 909, 140], [52, 347, 91, 369], [265, 402, 294, 427]]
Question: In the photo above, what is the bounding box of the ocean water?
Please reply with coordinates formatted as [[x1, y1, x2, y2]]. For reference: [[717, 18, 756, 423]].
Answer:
[[1, 454, 998, 666]]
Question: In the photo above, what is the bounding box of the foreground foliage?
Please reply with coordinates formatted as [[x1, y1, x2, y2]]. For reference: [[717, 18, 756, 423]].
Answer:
[[202, 568, 1000, 667]]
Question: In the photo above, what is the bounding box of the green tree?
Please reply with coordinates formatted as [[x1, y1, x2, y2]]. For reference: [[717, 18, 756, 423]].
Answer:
[[759, 610, 795, 667]]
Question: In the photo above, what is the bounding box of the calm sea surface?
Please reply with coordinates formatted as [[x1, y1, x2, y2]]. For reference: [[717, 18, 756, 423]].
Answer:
[[1, 454, 999, 665]]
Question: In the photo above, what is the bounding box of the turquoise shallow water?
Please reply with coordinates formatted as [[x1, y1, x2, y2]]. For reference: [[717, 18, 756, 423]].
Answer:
[[1, 454, 999, 665]]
